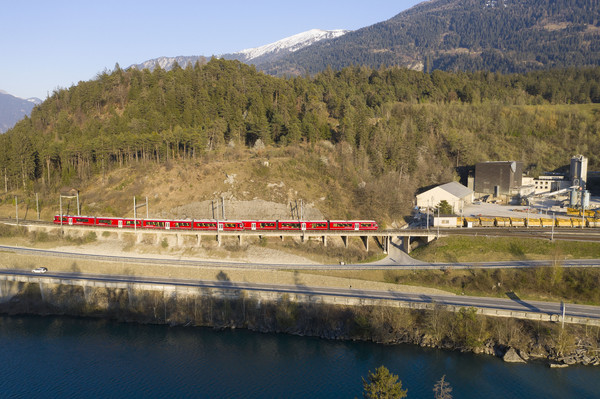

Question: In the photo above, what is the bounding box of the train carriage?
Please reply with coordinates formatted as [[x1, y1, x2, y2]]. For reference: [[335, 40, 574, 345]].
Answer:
[[277, 221, 303, 230], [587, 218, 600, 228], [142, 219, 193, 230], [193, 220, 218, 230], [95, 217, 125, 228], [554, 218, 571, 227], [54, 215, 95, 226], [463, 217, 479, 227], [120, 219, 142, 228], [306, 221, 329, 230], [219, 221, 244, 231], [571, 218, 584, 228], [479, 217, 495, 227], [510, 217, 526, 227], [329, 220, 378, 231], [495, 217, 510, 227], [357, 220, 378, 230], [242, 220, 277, 231]]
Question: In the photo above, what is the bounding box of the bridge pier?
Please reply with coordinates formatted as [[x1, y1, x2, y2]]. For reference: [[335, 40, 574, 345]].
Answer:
[[238, 235, 242, 246], [322, 235, 327, 247], [196, 234, 201, 247], [403, 236, 411, 254], [341, 235, 348, 248], [361, 236, 369, 251]]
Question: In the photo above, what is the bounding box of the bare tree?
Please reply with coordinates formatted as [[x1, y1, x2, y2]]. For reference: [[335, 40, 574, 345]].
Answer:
[[433, 375, 453, 399]]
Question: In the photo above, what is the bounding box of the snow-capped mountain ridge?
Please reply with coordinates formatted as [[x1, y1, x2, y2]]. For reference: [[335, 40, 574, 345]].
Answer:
[[131, 29, 349, 72], [235, 29, 349, 61]]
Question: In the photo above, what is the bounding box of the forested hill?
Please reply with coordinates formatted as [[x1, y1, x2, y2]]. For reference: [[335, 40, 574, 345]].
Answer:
[[2, 60, 600, 221], [262, 0, 600, 75]]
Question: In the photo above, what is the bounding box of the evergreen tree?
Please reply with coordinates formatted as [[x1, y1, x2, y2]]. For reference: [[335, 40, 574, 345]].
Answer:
[[433, 375, 453, 399], [362, 366, 407, 399]]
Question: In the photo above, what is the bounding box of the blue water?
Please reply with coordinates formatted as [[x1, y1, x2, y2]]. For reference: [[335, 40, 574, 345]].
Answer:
[[0, 315, 598, 398]]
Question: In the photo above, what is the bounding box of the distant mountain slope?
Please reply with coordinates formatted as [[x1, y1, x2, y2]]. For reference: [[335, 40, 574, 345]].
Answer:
[[261, 0, 600, 75], [0, 91, 41, 133], [131, 29, 348, 72], [226, 29, 349, 65]]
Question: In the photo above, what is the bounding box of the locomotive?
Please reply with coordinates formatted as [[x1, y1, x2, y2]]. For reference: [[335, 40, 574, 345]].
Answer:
[[53, 215, 379, 232]]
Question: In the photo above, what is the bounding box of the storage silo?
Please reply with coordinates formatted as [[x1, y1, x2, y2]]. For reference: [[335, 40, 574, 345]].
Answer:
[[570, 155, 588, 189], [582, 190, 591, 209], [570, 188, 578, 207]]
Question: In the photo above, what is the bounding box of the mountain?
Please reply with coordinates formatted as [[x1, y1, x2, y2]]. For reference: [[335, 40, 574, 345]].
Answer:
[[0, 90, 41, 133], [224, 29, 349, 65], [131, 29, 348, 72], [261, 0, 600, 75]]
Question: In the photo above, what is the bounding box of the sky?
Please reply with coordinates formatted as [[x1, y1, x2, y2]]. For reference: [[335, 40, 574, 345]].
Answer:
[[1, 0, 422, 100]]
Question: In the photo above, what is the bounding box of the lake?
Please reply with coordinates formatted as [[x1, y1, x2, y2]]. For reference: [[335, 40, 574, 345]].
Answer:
[[0, 315, 597, 398]]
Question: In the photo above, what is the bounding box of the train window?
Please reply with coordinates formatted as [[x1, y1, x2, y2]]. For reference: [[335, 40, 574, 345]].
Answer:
[[196, 223, 216, 228], [124, 220, 139, 226], [360, 223, 372, 228], [224, 223, 240, 228], [332, 223, 352, 228], [281, 223, 300, 229], [260, 222, 276, 228], [313, 223, 327, 228], [173, 222, 191, 228], [75, 218, 90, 223], [146, 221, 165, 227], [97, 219, 112, 224]]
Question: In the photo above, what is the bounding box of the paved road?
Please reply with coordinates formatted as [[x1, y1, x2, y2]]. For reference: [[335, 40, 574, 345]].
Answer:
[[3, 268, 600, 321], [3, 244, 600, 271]]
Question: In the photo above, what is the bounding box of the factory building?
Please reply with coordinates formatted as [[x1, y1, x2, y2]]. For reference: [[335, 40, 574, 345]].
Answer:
[[474, 161, 523, 196], [416, 181, 473, 214]]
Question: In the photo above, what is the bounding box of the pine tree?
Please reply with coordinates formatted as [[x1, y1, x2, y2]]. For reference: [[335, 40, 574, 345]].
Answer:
[[362, 366, 407, 399], [433, 375, 453, 399]]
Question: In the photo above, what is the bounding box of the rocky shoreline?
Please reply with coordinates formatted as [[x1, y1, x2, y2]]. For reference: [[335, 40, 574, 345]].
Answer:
[[1, 279, 598, 368]]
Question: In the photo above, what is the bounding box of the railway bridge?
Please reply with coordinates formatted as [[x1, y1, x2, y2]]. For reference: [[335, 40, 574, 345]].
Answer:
[[8, 219, 438, 254]]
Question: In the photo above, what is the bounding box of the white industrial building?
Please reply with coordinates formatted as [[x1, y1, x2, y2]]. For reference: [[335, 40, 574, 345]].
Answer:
[[416, 181, 474, 214]]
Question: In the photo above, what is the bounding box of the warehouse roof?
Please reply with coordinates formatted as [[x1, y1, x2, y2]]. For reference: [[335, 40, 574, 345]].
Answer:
[[437, 181, 473, 198]]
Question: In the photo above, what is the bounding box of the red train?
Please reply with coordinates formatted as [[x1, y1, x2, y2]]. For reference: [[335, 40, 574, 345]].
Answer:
[[53, 215, 378, 232]]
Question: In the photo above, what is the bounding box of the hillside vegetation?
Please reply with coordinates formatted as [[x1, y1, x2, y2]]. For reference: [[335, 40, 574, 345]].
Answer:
[[1, 60, 600, 222], [264, 0, 600, 75]]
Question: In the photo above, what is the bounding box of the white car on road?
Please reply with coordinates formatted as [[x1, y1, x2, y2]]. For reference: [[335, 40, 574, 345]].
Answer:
[[31, 267, 48, 274]]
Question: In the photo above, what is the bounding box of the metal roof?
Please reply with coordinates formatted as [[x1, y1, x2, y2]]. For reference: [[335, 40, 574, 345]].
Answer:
[[437, 181, 473, 198]]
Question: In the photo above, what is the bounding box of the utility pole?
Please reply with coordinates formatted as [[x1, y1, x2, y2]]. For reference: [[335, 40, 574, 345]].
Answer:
[[221, 196, 225, 220], [59, 195, 63, 233], [437, 204, 440, 238], [14, 196, 18, 225], [133, 196, 149, 233], [36, 193, 40, 220]]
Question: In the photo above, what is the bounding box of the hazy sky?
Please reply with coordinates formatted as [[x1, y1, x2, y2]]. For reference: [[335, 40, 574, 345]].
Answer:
[[1, 0, 422, 100]]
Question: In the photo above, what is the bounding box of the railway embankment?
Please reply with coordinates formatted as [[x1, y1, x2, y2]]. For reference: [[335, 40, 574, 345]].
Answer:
[[1, 272, 599, 368]]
